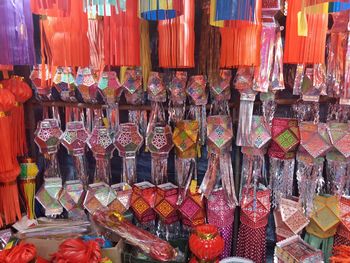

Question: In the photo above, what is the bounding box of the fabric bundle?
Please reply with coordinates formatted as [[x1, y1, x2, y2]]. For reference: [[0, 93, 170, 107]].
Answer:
[[158, 0, 195, 68], [104, 0, 140, 66], [0, 0, 35, 66]]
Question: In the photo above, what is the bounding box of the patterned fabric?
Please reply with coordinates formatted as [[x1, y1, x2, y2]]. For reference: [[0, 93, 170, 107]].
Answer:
[[299, 122, 331, 158], [306, 195, 340, 239], [268, 118, 300, 160], [173, 120, 199, 159]]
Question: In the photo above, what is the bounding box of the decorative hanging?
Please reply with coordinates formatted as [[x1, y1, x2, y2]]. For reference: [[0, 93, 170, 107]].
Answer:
[[206, 189, 235, 259], [109, 182, 132, 214], [0, 86, 21, 226], [186, 75, 208, 146], [41, 0, 89, 67], [76, 67, 101, 104], [209, 70, 232, 112], [154, 182, 180, 240], [34, 118, 64, 217], [188, 224, 225, 263], [130, 181, 156, 232], [268, 118, 300, 208], [114, 122, 143, 185], [139, 0, 183, 21], [140, 19, 152, 91], [274, 197, 309, 242], [5, 76, 32, 157], [123, 69, 148, 137], [30, 65, 53, 101], [104, 0, 140, 66], [236, 187, 271, 263], [200, 115, 237, 208], [173, 120, 199, 204], [31, 0, 71, 17], [284, 0, 328, 64], [19, 159, 38, 220], [0, 0, 35, 65], [167, 71, 188, 124], [88, 18, 104, 72], [334, 197, 350, 247], [304, 195, 340, 262], [158, 0, 195, 68], [52, 67, 77, 102], [83, 0, 125, 16]]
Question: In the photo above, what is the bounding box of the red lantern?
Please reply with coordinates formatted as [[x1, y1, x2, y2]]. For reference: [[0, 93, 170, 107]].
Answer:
[[130, 182, 156, 223], [189, 224, 225, 263]]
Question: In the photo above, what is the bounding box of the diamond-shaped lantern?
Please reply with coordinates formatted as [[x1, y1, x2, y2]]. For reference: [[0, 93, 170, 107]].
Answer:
[[154, 183, 179, 224], [186, 75, 208, 106], [34, 119, 63, 155], [210, 70, 232, 102], [173, 120, 199, 159], [269, 118, 300, 159], [306, 195, 340, 239], [147, 72, 166, 102], [300, 122, 331, 159], [168, 71, 187, 106], [59, 180, 85, 218], [76, 67, 100, 104], [53, 67, 77, 102], [109, 182, 132, 214], [98, 71, 122, 105], [207, 115, 233, 154], [328, 122, 350, 158], [60, 121, 89, 156], [83, 182, 117, 215], [131, 182, 156, 223], [123, 69, 143, 105], [36, 177, 63, 217], [251, 116, 271, 149], [178, 189, 206, 228]]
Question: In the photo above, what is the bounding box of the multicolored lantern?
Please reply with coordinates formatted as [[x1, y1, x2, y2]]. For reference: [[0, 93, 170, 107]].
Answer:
[[76, 67, 100, 104], [83, 182, 117, 215], [53, 67, 77, 102], [19, 159, 39, 220], [335, 197, 350, 246], [167, 72, 188, 124], [59, 180, 85, 219]]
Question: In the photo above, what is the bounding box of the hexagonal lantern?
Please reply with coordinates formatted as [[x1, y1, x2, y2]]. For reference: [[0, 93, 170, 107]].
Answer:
[[53, 67, 77, 102], [130, 182, 156, 224], [34, 119, 63, 155], [154, 183, 179, 224], [123, 69, 143, 105], [98, 71, 122, 105], [87, 126, 115, 186], [186, 75, 208, 106], [76, 67, 100, 104], [147, 125, 173, 155], [36, 177, 63, 217], [61, 121, 89, 156], [207, 115, 233, 154]]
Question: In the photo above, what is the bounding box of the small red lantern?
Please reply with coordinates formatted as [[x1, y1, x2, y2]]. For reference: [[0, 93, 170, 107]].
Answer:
[[189, 224, 225, 263], [130, 182, 156, 223], [154, 183, 179, 224]]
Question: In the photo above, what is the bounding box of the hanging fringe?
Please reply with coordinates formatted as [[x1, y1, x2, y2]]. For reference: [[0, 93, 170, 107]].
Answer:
[[140, 20, 152, 91]]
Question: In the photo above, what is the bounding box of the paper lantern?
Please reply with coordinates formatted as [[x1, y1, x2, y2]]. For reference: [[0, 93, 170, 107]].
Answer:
[[154, 183, 179, 224], [130, 182, 156, 223]]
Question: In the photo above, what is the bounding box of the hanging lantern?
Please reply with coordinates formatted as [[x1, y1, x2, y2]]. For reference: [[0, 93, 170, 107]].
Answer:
[[211, 0, 258, 24], [31, 0, 71, 17], [104, 0, 140, 66], [0, 86, 21, 226], [139, 0, 183, 21], [158, 0, 195, 68], [0, 0, 35, 65], [83, 0, 126, 16]]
